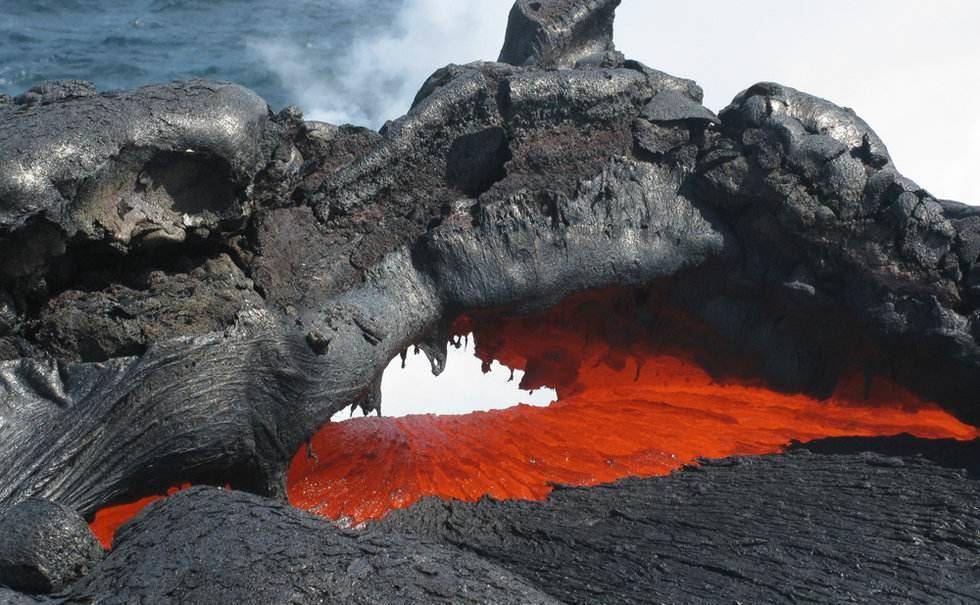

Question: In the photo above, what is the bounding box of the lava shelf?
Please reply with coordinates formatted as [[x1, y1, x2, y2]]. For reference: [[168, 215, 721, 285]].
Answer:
[[92, 290, 980, 543]]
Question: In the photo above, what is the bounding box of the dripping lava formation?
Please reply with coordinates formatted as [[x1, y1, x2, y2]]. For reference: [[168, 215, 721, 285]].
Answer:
[[1, 1, 979, 602]]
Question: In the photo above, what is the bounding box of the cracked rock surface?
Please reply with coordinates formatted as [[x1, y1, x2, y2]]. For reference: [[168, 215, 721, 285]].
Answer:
[[58, 487, 559, 605], [379, 445, 980, 604]]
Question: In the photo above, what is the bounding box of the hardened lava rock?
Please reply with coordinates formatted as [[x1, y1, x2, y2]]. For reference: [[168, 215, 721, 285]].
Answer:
[[61, 487, 559, 605], [379, 444, 980, 604], [0, 499, 104, 594], [14, 445, 978, 604], [498, 0, 623, 68], [0, 79, 271, 243]]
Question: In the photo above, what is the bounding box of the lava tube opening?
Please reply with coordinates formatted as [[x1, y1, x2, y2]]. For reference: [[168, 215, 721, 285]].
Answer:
[[286, 288, 980, 526], [90, 288, 980, 544]]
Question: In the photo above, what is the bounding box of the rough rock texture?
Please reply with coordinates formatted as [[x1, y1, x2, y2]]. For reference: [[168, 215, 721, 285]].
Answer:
[[0, 499, 103, 594], [0, 0, 978, 600], [0, 589, 43, 605], [9, 445, 977, 603], [0, 79, 271, 239], [498, 0, 623, 68], [31, 253, 263, 361], [380, 445, 980, 604], [59, 487, 559, 605]]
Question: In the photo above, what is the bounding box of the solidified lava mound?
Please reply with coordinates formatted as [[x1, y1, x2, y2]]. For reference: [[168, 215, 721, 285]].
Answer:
[[1, 0, 979, 602]]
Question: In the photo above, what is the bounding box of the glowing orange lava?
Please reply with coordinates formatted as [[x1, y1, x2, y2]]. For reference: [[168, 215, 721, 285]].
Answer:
[[89, 484, 190, 548], [287, 355, 977, 525], [91, 290, 980, 544], [287, 291, 979, 525]]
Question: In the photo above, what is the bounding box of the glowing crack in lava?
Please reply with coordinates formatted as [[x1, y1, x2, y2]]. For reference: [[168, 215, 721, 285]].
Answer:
[[91, 290, 980, 545], [89, 485, 191, 548]]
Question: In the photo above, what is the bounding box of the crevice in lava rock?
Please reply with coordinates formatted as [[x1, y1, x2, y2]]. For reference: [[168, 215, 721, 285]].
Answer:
[[128, 149, 240, 218], [4, 230, 264, 362], [280, 287, 977, 528], [88, 485, 192, 549], [445, 127, 512, 197], [84, 283, 980, 545]]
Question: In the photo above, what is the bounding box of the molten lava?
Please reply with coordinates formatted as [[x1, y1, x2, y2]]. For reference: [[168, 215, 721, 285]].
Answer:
[[92, 289, 980, 543], [287, 291, 979, 525], [89, 485, 190, 548]]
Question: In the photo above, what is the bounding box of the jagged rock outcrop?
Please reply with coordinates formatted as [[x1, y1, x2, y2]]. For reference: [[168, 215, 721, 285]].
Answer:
[[498, 0, 622, 68], [0, 0, 978, 601]]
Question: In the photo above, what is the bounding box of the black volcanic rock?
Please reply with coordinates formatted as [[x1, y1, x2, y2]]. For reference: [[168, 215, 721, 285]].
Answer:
[[379, 447, 980, 604], [0, 1, 978, 600], [11, 447, 977, 603], [498, 0, 622, 68], [12, 80, 97, 107], [0, 79, 271, 242], [0, 589, 43, 604], [0, 499, 103, 594], [640, 90, 720, 124], [33, 253, 264, 361], [60, 487, 558, 605], [701, 81, 980, 411]]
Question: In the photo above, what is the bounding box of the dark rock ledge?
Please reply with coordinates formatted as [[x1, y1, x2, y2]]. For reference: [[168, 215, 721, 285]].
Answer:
[[0, 0, 978, 602], [1, 445, 977, 604]]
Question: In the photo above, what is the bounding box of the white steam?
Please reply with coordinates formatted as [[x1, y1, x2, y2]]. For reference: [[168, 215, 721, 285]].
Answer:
[[249, 0, 510, 128]]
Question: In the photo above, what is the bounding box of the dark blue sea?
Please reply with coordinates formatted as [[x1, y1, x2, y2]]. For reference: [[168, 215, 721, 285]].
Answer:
[[0, 0, 509, 126]]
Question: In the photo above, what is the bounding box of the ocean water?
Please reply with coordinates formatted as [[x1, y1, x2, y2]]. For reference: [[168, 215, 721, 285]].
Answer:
[[0, 0, 510, 127]]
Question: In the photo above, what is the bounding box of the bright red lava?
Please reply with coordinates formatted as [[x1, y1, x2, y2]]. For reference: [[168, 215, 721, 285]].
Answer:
[[287, 291, 979, 525], [89, 485, 190, 548], [287, 354, 978, 526], [91, 290, 980, 544]]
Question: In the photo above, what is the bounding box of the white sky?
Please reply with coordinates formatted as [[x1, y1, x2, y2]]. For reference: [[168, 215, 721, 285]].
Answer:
[[614, 0, 980, 203], [335, 0, 980, 418], [341, 338, 556, 420]]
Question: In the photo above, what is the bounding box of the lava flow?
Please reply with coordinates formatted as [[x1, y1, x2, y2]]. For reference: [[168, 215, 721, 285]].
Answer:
[[92, 289, 980, 544], [286, 290, 979, 525], [89, 485, 190, 548]]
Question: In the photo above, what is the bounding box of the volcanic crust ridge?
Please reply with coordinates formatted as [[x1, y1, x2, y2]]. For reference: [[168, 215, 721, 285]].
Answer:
[[1, 1, 979, 602]]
